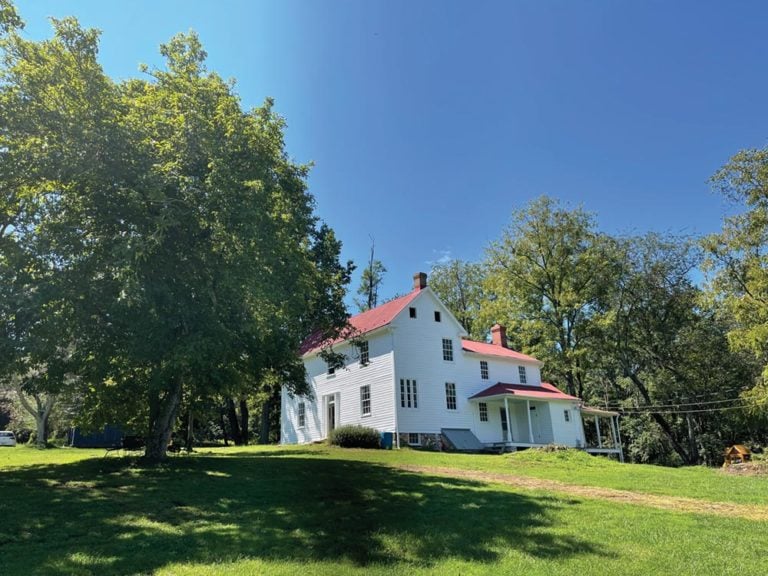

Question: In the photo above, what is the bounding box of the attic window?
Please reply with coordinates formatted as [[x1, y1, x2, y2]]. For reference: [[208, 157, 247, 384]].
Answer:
[[518, 366, 527, 384], [409, 307, 417, 319], [480, 361, 489, 380], [358, 340, 369, 366], [434, 311, 441, 322]]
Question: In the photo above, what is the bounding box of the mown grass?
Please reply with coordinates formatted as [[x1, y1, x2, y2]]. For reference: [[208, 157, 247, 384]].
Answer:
[[280, 444, 768, 505], [0, 445, 766, 575]]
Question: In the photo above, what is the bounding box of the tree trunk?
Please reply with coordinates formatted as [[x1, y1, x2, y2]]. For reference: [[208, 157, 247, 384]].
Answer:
[[259, 398, 272, 444], [628, 373, 693, 464], [219, 408, 229, 446], [225, 397, 243, 445], [185, 406, 194, 452], [144, 379, 183, 462], [239, 398, 249, 445], [15, 387, 55, 449], [685, 413, 698, 464]]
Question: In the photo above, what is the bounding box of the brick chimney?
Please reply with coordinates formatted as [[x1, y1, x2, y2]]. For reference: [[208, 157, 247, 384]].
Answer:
[[413, 272, 427, 291], [491, 324, 508, 348]]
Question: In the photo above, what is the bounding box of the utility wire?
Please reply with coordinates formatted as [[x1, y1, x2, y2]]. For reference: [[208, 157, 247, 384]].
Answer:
[[617, 399, 767, 415]]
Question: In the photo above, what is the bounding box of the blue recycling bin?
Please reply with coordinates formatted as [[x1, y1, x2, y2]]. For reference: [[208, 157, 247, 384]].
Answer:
[[380, 431, 393, 449]]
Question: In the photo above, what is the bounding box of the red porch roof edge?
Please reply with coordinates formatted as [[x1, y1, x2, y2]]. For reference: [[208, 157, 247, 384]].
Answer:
[[299, 289, 423, 356], [469, 381, 578, 401]]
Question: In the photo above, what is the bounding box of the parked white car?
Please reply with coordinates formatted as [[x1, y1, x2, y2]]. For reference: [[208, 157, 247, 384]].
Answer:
[[0, 431, 16, 447]]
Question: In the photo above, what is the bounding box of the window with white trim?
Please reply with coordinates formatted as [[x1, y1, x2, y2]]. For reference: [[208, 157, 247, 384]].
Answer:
[[359, 340, 369, 366], [360, 385, 371, 416], [434, 311, 441, 322], [563, 409, 571, 422], [409, 307, 417, 318], [400, 378, 418, 408], [442, 338, 454, 361], [327, 362, 335, 376], [480, 360, 489, 380], [518, 365, 527, 384], [408, 432, 420, 446], [298, 402, 306, 428], [479, 402, 488, 422], [445, 382, 457, 410]]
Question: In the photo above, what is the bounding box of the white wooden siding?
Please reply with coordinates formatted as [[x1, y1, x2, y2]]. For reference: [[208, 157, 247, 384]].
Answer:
[[282, 286, 586, 446], [281, 330, 396, 444]]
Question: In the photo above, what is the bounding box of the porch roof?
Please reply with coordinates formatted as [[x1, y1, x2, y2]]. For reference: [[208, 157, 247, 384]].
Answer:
[[469, 382, 578, 402]]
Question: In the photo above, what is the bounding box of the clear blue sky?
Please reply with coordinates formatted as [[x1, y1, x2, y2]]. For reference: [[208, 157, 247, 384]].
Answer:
[[14, 1, 768, 301]]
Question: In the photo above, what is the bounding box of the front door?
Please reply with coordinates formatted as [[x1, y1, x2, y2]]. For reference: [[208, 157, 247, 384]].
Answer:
[[500, 407, 509, 442], [327, 397, 336, 435], [529, 405, 541, 443]]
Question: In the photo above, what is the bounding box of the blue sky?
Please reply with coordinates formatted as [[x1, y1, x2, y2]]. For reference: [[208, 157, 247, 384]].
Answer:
[[14, 1, 768, 302]]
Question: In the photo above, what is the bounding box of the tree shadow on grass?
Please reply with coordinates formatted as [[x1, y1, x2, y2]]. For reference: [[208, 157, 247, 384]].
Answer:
[[0, 452, 607, 575]]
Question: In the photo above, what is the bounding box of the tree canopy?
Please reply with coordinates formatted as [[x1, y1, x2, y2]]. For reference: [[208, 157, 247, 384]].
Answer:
[[0, 9, 351, 460]]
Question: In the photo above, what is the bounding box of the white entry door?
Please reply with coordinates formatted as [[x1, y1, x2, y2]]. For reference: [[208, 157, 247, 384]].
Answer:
[[326, 394, 337, 437]]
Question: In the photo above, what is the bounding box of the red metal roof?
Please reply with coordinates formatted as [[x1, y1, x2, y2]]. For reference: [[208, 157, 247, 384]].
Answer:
[[299, 289, 422, 355], [469, 382, 578, 401], [461, 339, 540, 363]]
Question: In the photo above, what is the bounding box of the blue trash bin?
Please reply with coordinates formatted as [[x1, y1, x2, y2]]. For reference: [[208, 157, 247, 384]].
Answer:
[[380, 431, 393, 450]]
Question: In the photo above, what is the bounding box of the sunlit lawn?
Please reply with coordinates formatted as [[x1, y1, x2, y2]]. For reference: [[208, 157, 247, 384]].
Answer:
[[1, 444, 765, 575]]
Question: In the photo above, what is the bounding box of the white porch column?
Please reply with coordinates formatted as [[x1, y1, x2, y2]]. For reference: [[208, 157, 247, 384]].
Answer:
[[504, 396, 512, 443], [526, 400, 534, 444], [595, 415, 602, 448], [615, 416, 625, 463]]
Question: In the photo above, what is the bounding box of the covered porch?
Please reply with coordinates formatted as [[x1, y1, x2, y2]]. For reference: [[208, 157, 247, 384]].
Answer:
[[580, 406, 624, 462], [468, 382, 625, 461]]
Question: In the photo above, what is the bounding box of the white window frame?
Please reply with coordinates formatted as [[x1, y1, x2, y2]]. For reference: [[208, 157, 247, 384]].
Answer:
[[360, 385, 371, 417], [434, 310, 441, 322], [297, 402, 306, 429], [442, 338, 454, 362], [445, 382, 457, 410], [400, 378, 418, 408], [408, 432, 421, 446], [480, 360, 489, 380], [409, 307, 417, 318], [564, 409, 571, 422], [518, 365, 527, 384], [479, 402, 488, 422]]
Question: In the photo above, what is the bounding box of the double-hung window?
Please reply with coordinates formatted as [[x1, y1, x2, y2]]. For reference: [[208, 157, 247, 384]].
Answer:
[[400, 379, 418, 408], [479, 402, 488, 422], [442, 338, 454, 361], [480, 361, 489, 380], [360, 385, 371, 416], [445, 382, 457, 410], [518, 366, 527, 384]]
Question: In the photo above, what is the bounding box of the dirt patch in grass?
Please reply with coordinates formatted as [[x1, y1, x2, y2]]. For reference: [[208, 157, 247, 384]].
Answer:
[[397, 464, 768, 522], [721, 461, 768, 477]]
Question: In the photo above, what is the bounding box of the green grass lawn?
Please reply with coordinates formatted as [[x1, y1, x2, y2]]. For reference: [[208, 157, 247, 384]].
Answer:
[[1, 444, 766, 575]]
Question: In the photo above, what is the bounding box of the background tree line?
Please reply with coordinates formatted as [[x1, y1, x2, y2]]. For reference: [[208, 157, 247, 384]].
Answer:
[[429, 185, 768, 466]]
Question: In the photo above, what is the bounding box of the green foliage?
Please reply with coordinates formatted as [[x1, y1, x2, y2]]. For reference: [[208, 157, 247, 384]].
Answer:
[[354, 244, 386, 312], [0, 10, 351, 460], [328, 424, 381, 449], [481, 196, 619, 397], [704, 147, 768, 384], [428, 258, 485, 337]]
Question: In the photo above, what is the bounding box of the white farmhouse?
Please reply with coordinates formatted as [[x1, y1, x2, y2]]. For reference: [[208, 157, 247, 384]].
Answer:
[[281, 272, 622, 458]]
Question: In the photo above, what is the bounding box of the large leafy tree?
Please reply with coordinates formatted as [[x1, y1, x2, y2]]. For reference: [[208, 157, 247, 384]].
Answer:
[[0, 7, 351, 460], [704, 148, 768, 398], [481, 197, 619, 397], [428, 258, 485, 337], [596, 234, 759, 464]]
